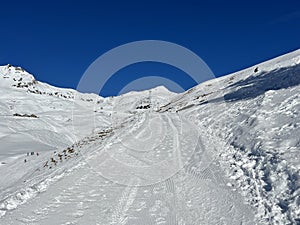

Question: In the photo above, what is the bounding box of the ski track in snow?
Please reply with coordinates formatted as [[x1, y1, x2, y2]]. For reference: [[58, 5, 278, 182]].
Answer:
[[0, 113, 254, 225], [0, 49, 300, 224]]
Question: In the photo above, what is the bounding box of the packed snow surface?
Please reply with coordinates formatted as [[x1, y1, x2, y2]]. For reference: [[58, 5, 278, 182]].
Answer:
[[0, 50, 299, 224]]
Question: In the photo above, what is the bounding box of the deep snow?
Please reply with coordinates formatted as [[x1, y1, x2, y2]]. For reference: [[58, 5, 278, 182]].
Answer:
[[0, 49, 299, 224]]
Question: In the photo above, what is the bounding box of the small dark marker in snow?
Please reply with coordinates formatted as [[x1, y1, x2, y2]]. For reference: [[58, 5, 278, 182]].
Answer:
[[254, 67, 259, 73]]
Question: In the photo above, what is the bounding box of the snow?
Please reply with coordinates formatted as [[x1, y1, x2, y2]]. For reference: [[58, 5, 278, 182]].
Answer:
[[0, 49, 299, 224]]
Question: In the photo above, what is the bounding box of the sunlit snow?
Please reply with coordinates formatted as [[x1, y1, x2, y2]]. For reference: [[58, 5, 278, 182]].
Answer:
[[0, 50, 299, 224]]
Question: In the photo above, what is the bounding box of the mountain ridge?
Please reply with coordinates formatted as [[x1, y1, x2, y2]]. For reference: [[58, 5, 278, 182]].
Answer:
[[0, 49, 299, 224]]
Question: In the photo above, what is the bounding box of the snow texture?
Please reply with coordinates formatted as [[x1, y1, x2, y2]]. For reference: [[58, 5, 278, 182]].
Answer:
[[0, 49, 299, 224]]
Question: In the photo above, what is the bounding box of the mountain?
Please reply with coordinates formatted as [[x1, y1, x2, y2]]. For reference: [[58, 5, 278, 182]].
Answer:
[[0, 49, 299, 224]]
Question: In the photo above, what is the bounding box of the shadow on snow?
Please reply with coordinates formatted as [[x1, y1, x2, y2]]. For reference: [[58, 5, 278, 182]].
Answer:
[[223, 64, 300, 102]]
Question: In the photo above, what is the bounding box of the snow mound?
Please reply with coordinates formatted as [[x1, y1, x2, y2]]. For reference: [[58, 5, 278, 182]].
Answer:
[[0, 49, 299, 224]]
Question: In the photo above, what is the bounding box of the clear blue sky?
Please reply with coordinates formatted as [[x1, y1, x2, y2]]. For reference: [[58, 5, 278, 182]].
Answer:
[[0, 0, 299, 96]]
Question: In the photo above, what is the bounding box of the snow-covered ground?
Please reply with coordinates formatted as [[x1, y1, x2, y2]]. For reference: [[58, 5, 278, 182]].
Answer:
[[0, 49, 299, 224]]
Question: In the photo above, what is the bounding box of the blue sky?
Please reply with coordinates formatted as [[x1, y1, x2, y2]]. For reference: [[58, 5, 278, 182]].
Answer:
[[0, 0, 299, 96]]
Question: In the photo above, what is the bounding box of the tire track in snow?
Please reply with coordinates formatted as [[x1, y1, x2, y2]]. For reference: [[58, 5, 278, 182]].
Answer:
[[111, 180, 139, 225], [166, 115, 183, 169]]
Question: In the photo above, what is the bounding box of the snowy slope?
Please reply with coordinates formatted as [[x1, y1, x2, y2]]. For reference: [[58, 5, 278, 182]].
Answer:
[[0, 49, 299, 225], [160, 49, 300, 224]]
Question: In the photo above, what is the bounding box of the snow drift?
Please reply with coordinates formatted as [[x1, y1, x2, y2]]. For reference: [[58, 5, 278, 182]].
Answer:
[[0, 49, 299, 224]]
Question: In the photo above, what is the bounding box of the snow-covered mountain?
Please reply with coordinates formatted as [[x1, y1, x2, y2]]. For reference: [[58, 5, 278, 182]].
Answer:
[[0, 49, 299, 225]]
